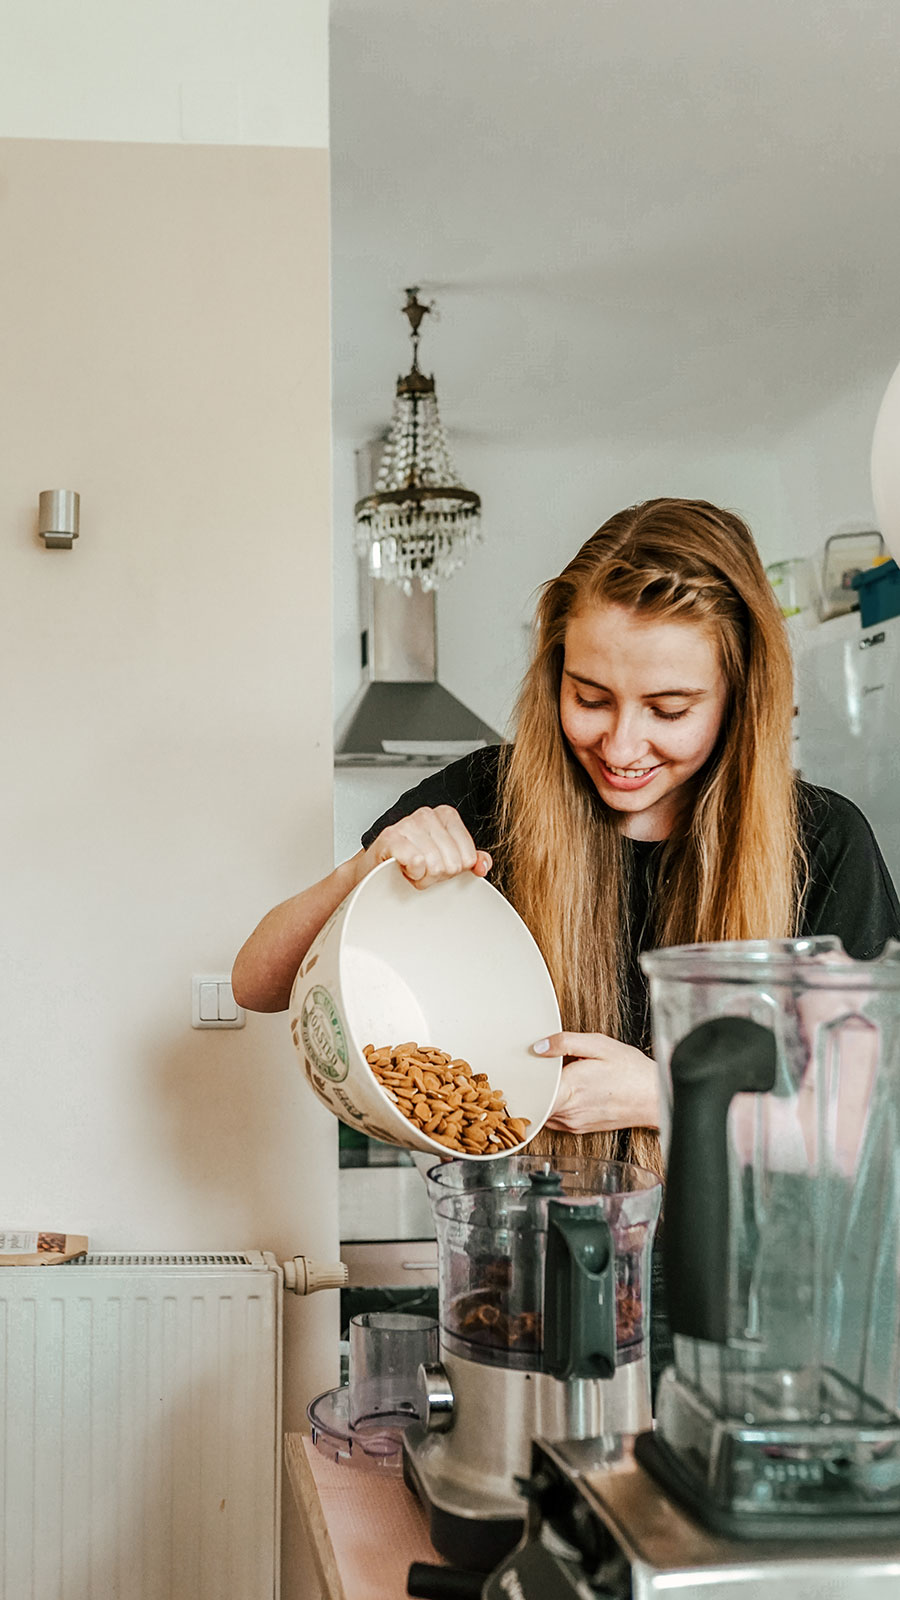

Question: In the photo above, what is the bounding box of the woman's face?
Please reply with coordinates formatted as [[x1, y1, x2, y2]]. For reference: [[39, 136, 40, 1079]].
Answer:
[[559, 602, 729, 840]]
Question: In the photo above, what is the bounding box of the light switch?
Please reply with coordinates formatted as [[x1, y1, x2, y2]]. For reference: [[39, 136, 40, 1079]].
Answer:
[[217, 982, 239, 1022], [199, 982, 219, 1022], [192, 975, 246, 1029]]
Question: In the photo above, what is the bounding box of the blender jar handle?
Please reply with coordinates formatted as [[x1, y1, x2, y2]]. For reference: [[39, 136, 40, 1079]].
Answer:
[[542, 1201, 616, 1381], [664, 1015, 776, 1344]]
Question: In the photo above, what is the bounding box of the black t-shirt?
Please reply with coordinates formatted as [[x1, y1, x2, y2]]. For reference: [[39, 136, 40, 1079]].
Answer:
[[361, 744, 900, 1045]]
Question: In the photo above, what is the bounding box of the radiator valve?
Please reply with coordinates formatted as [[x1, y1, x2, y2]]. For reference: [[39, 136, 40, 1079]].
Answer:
[[282, 1255, 348, 1295]]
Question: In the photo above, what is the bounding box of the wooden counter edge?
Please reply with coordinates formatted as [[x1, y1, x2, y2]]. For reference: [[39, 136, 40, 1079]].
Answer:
[[284, 1433, 347, 1600]]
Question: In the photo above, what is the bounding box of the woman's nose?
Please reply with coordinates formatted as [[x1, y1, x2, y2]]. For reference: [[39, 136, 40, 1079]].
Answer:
[[601, 710, 648, 765]]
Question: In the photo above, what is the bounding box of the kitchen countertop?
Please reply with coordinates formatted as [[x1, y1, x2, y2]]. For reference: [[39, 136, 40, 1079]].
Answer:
[[284, 1432, 446, 1600]]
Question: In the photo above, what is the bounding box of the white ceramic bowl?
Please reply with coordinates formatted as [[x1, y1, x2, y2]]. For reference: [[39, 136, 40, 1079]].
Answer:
[[289, 860, 563, 1159]]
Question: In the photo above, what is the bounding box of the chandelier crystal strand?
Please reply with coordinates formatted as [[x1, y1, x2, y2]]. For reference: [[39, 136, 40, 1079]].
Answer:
[[354, 289, 482, 593]]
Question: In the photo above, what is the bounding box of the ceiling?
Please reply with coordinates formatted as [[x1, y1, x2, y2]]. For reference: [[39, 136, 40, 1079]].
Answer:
[[329, 0, 900, 450]]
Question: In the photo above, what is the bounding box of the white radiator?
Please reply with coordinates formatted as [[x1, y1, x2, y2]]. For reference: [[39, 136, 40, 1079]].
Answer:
[[0, 1251, 283, 1600]]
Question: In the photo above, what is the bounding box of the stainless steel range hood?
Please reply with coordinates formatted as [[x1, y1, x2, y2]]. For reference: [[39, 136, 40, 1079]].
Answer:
[[334, 571, 501, 767], [335, 436, 502, 767]]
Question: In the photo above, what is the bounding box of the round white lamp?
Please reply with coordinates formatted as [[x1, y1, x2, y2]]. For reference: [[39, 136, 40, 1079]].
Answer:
[[871, 360, 900, 565]]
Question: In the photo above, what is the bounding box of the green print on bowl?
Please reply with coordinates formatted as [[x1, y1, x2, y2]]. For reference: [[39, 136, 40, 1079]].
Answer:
[[301, 985, 350, 1083]]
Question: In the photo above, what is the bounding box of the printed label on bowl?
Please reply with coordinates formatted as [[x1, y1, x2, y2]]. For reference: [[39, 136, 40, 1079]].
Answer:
[[301, 985, 350, 1082]]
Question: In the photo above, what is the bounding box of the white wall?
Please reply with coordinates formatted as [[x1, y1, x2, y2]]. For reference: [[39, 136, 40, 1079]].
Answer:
[[438, 438, 790, 735], [0, 0, 327, 146], [0, 10, 333, 1599], [773, 368, 894, 563]]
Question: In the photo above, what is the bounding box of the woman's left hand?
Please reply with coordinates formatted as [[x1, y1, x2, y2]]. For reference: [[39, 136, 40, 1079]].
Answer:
[[534, 1032, 660, 1133]]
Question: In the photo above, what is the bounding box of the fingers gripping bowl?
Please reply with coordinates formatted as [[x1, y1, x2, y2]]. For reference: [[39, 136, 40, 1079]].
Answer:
[[289, 860, 563, 1159]]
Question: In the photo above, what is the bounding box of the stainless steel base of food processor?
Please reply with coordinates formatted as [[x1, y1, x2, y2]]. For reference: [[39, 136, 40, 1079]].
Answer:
[[402, 1347, 652, 1571], [484, 1435, 900, 1600]]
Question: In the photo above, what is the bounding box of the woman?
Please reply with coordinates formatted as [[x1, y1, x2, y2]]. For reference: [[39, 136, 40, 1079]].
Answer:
[[233, 496, 900, 1184]]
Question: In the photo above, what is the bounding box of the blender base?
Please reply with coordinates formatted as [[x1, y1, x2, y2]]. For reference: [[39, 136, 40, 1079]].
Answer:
[[402, 1425, 524, 1573], [635, 1427, 900, 1542], [491, 1435, 900, 1600]]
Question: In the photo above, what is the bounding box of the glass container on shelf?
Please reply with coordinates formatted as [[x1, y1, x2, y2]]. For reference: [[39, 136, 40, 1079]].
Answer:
[[766, 557, 820, 622], [819, 531, 884, 620]]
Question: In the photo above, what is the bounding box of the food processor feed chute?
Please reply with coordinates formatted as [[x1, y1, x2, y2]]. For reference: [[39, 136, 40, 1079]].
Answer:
[[638, 938, 900, 1539]]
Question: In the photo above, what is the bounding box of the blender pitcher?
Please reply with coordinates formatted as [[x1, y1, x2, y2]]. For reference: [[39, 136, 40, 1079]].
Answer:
[[637, 936, 900, 1538]]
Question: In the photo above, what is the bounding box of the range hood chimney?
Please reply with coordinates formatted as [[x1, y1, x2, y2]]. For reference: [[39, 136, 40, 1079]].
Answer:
[[334, 440, 502, 768]]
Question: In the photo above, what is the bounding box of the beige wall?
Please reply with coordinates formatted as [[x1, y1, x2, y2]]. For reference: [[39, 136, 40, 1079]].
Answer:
[[0, 135, 336, 1594]]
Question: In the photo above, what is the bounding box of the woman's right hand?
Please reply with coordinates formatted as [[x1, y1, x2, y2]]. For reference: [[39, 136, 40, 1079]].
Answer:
[[356, 805, 492, 890], [232, 806, 491, 1012]]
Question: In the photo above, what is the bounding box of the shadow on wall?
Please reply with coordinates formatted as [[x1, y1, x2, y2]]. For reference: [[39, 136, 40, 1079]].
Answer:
[[134, 1014, 337, 1249]]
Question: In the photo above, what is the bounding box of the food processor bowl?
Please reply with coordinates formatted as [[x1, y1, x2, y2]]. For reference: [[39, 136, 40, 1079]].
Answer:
[[429, 1159, 660, 1374]]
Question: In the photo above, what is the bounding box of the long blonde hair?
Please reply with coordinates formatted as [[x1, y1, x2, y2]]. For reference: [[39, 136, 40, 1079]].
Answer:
[[496, 498, 804, 1176]]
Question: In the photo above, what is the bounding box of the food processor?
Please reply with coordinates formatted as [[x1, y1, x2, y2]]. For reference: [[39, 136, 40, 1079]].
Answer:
[[401, 1154, 662, 1571], [481, 937, 900, 1599]]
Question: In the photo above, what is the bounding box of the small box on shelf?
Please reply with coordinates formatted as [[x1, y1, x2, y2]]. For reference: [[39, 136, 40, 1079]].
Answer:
[[852, 558, 900, 627]]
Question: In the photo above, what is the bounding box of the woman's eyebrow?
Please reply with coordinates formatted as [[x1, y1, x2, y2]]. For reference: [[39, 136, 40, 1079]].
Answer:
[[646, 688, 707, 700], [565, 671, 707, 699]]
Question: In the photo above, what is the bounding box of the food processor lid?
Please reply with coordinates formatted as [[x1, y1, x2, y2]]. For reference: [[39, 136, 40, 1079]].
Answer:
[[424, 1154, 663, 1204], [430, 1167, 662, 1233], [641, 936, 900, 986]]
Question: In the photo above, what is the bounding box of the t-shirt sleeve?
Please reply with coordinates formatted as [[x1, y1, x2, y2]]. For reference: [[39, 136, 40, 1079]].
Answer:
[[360, 745, 504, 853], [800, 785, 900, 959]]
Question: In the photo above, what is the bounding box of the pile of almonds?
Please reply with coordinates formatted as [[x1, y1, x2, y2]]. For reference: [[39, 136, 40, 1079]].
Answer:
[[363, 1041, 530, 1155]]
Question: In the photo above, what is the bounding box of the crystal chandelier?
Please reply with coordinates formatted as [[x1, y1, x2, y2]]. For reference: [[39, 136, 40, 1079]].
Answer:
[[354, 287, 482, 593]]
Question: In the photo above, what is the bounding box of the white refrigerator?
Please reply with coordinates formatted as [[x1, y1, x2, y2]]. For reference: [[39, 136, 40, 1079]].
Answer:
[[794, 610, 900, 890]]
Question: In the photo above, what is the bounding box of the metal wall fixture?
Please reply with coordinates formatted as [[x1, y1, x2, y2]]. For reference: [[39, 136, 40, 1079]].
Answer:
[[38, 489, 80, 549]]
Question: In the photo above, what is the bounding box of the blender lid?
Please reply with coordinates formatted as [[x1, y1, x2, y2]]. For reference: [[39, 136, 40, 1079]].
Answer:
[[641, 936, 900, 984]]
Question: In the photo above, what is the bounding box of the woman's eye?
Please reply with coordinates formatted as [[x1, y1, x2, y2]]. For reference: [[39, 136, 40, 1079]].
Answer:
[[571, 691, 690, 721]]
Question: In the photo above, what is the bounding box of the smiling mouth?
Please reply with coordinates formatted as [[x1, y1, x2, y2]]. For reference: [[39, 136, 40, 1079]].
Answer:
[[601, 760, 660, 779]]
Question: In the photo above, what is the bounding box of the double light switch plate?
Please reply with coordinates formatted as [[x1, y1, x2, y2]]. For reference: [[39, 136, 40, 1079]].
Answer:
[[192, 975, 246, 1029]]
